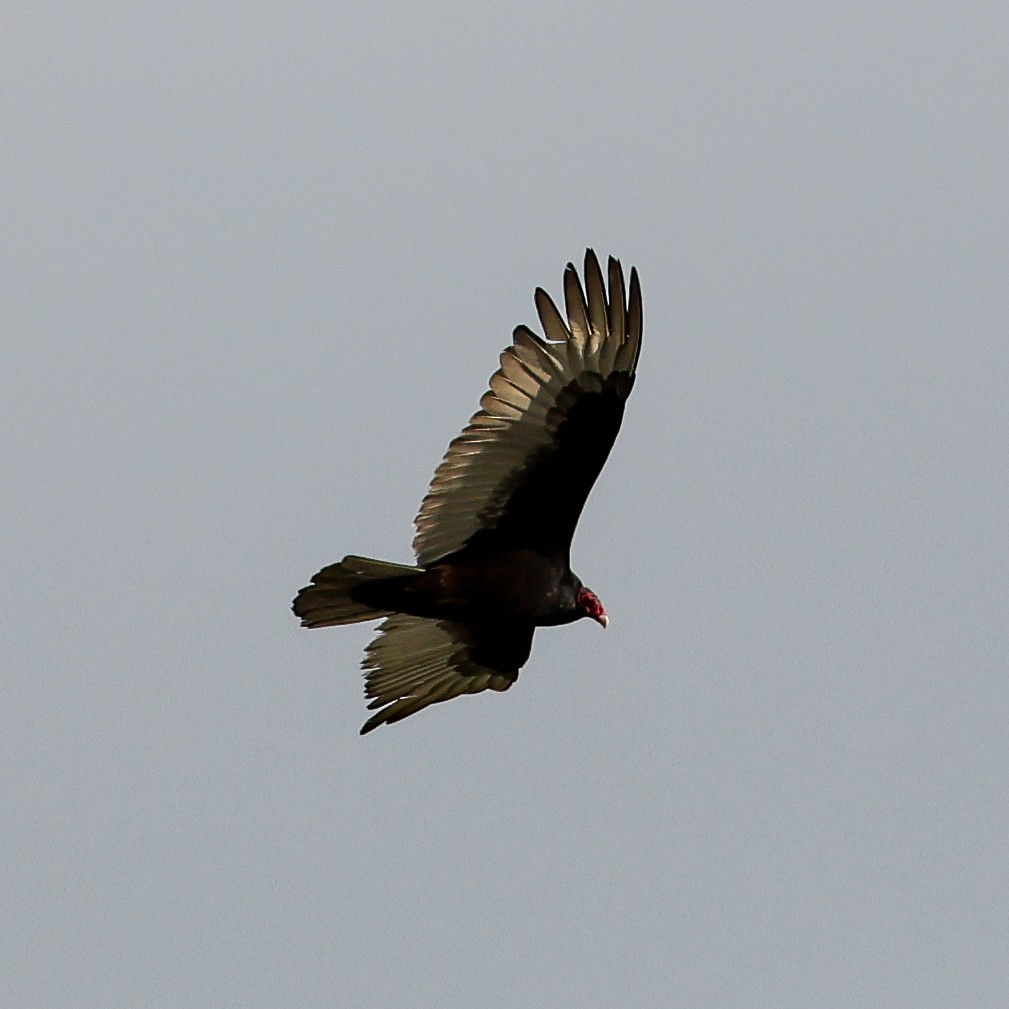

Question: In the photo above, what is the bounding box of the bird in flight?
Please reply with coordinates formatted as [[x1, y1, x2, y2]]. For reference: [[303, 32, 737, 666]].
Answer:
[[293, 250, 642, 733]]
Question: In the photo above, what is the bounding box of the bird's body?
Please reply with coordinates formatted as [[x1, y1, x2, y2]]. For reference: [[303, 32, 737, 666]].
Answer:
[[293, 250, 641, 733]]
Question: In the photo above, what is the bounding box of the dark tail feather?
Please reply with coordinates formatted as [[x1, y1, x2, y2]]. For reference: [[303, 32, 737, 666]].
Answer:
[[292, 555, 422, 628]]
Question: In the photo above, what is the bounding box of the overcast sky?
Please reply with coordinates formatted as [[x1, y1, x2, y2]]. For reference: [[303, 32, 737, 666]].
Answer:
[[4, 4, 1008, 1007]]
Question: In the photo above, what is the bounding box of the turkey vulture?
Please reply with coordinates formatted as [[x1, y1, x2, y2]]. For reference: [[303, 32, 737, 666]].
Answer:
[[293, 250, 642, 733]]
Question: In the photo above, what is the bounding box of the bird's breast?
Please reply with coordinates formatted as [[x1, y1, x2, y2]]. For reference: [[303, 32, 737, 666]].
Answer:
[[411, 549, 566, 623]]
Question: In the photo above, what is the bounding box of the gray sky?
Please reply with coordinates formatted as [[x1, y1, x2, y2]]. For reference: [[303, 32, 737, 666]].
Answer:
[[5, 3, 1008, 1007]]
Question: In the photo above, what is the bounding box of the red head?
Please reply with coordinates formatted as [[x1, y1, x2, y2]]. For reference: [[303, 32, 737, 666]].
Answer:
[[576, 587, 609, 628]]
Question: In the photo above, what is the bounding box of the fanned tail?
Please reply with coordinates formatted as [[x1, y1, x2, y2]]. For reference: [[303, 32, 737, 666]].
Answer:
[[292, 555, 422, 628]]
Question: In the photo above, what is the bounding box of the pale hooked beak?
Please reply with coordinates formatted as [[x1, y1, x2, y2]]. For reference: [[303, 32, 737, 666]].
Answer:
[[597, 611, 609, 629]]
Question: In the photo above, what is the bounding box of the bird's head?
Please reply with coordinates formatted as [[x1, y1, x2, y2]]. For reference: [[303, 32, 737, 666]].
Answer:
[[576, 586, 609, 628]]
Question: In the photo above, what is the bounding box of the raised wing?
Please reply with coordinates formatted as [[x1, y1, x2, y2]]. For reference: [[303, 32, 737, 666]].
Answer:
[[359, 614, 534, 734], [412, 250, 643, 566]]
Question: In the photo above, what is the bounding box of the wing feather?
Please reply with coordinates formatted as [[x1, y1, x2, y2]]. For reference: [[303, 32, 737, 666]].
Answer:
[[412, 250, 642, 566], [534, 286, 572, 345], [563, 262, 591, 344], [583, 252, 609, 359]]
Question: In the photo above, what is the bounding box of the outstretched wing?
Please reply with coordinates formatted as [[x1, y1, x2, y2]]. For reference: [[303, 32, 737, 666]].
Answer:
[[412, 249, 643, 566], [359, 614, 534, 734]]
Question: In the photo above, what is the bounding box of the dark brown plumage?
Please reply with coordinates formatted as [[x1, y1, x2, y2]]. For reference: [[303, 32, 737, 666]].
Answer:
[[293, 250, 642, 733]]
